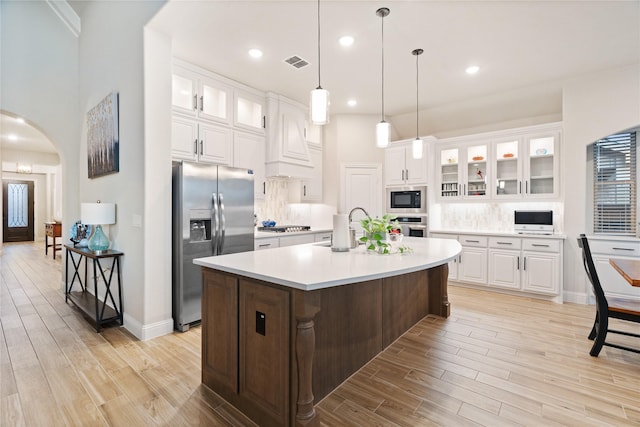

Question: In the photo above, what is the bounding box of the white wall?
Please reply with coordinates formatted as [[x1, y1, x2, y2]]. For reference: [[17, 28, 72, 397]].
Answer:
[[143, 26, 174, 335], [324, 114, 388, 213], [77, 0, 167, 338], [562, 64, 640, 303], [0, 0, 79, 258]]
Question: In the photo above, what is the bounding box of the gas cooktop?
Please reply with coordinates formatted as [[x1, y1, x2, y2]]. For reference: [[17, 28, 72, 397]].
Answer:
[[257, 225, 311, 233]]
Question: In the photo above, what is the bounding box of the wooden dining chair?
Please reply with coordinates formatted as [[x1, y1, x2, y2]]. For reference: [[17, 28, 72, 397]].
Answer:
[[577, 234, 640, 356]]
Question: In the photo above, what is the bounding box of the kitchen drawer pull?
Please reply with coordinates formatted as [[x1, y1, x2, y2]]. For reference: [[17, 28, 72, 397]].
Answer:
[[517, 256, 520, 270], [612, 247, 635, 251], [193, 94, 198, 110], [258, 243, 271, 248], [497, 241, 513, 245], [321, 236, 331, 240], [532, 244, 549, 248], [199, 95, 204, 111], [465, 239, 480, 243]]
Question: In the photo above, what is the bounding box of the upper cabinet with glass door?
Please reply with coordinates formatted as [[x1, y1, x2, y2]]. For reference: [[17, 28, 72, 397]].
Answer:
[[437, 143, 489, 200], [494, 139, 521, 198], [465, 144, 489, 198], [234, 90, 265, 134], [172, 63, 233, 125], [525, 132, 559, 198]]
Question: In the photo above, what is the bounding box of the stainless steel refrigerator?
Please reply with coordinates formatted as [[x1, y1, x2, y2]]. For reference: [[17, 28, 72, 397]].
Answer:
[[172, 161, 254, 331]]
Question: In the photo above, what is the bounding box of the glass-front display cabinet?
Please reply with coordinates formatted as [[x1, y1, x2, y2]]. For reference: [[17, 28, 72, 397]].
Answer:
[[465, 144, 488, 198], [495, 139, 520, 198], [440, 148, 460, 198], [526, 135, 556, 196]]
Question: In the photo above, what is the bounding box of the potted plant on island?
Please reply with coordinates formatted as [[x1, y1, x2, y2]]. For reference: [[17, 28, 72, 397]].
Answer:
[[359, 214, 412, 254]]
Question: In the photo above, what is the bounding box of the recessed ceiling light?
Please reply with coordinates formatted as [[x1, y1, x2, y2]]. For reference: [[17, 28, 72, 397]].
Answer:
[[248, 48, 263, 59], [8, 134, 18, 141], [466, 65, 480, 75], [339, 36, 355, 47], [347, 99, 357, 107]]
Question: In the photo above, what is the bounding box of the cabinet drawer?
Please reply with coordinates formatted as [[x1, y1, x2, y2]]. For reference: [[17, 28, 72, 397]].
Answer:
[[254, 238, 279, 250], [488, 237, 521, 250], [588, 239, 640, 256], [314, 232, 332, 243], [459, 235, 488, 247], [522, 239, 560, 253]]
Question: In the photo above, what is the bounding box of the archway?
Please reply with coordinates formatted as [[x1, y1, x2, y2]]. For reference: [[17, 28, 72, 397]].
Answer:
[[1, 112, 62, 251]]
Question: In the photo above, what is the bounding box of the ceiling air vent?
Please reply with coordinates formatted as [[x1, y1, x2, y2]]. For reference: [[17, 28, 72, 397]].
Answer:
[[284, 55, 309, 69]]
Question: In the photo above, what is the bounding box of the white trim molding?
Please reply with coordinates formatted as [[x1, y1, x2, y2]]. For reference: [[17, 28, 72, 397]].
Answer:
[[46, 1, 81, 37]]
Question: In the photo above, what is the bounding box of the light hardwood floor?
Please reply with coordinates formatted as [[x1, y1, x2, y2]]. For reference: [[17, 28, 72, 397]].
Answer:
[[1, 241, 639, 426]]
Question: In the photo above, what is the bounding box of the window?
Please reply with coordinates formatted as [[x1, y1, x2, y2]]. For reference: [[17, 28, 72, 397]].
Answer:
[[593, 131, 637, 235]]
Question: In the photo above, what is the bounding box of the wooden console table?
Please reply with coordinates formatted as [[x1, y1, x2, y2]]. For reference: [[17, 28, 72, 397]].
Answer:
[[44, 222, 62, 259], [64, 244, 124, 332]]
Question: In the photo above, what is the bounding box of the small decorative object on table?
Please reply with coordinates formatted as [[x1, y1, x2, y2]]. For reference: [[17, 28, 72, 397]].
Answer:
[[70, 221, 92, 247], [359, 214, 412, 254]]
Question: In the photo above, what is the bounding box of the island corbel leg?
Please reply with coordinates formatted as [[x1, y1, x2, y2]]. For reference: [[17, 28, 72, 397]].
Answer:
[[427, 263, 450, 318], [293, 292, 320, 427]]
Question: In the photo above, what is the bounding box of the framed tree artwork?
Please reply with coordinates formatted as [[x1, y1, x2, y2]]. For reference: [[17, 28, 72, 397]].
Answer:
[[87, 91, 119, 178]]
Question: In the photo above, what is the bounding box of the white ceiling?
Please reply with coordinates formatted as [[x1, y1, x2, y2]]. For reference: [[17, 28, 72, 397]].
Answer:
[[148, 0, 640, 117], [0, 113, 57, 155]]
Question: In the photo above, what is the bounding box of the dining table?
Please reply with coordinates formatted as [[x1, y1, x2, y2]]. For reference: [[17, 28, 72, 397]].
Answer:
[[609, 258, 640, 287]]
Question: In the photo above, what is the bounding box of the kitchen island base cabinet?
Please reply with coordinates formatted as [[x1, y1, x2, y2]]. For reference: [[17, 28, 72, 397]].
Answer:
[[201, 264, 450, 427]]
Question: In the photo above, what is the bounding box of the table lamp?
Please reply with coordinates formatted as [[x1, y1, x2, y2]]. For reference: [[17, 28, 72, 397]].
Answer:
[[81, 201, 116, 253]]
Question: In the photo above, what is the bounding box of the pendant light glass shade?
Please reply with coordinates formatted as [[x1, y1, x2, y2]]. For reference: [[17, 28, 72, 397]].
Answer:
[[376, 121, 391, 148], [412, 48, 424, 159], [310, 87, 329, 125], [310, 0, 329, 125], [412, 137, 423, 159], [376, 7, 390, 148]]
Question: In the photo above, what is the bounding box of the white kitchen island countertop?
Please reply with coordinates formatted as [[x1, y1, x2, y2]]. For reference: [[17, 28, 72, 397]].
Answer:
[[194, 236, 462, 291]]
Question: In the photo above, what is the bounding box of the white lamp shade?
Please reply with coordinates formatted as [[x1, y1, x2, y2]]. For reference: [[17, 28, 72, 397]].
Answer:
[[376, 121, 390, 148], [412, 138, 423, 159], [310, 88, 330, 125], [81, 202, 116, 225]]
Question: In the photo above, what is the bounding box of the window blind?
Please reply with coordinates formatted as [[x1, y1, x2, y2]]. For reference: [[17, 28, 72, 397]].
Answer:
[[593, 131, 637, 235]]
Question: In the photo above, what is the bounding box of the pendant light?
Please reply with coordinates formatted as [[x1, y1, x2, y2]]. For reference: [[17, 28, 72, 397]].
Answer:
[[412, 48, 424, 159], [310, 0, 329, 125], [375, 7, 390, 148]]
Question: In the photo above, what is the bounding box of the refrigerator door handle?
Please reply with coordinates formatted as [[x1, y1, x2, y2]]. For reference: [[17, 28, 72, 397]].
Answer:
[[212, 192, 219, 255], [218, 193, 226, 253]]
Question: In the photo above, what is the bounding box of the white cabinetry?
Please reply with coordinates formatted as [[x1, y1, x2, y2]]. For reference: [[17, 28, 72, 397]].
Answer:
[[255, 237, 279, 251], [437, 122, 561, 201], [265, 93, 313, 178], [432, 231, 563, 302], [488, 237, 560, 297], [430, 233, 460, 281], [588, 237, 640, 301], [172, 65, 232, 125], [493, 131, 560, 199], [290, 146, 323, 203], [234, 90, 265, 134], [233, 131, 266, 200], [458, 235, 488, 284], [437, 143, 489, 199], [385, 141, 428, 186], [171, 116, 233, 165], [305, 120, 323, 148]]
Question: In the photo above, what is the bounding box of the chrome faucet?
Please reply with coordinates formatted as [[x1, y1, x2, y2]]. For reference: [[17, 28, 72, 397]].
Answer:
[[348, 207, 370, 248], [348, 207, 370, 223]]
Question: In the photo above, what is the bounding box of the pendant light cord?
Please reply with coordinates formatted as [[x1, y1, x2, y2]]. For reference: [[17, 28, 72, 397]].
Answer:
[[381, 11, 385, 121], [317, 0, 321, 89], [416, 51, 419, 138]]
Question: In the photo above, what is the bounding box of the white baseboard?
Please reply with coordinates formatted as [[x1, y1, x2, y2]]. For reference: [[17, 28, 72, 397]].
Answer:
[[123, 314, 174, 341], [563, 290, 591, 305]]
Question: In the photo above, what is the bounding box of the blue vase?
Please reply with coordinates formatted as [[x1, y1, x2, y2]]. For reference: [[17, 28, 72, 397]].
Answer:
[[88, 225, 110, 252]]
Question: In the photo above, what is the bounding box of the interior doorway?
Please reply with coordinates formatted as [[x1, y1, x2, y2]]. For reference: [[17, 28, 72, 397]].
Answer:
[[2, 179, 35, 242]]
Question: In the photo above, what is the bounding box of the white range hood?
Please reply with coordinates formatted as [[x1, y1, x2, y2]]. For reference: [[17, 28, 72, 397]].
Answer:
[[265, 92, 314, 179]]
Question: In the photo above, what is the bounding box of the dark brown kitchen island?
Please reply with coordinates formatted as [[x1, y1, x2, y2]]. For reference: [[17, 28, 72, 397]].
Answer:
[[194, 237, 461, 427]]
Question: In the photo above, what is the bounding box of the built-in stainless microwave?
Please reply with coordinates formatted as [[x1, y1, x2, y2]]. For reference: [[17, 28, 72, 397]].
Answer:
[[386, 186, 427, 214]]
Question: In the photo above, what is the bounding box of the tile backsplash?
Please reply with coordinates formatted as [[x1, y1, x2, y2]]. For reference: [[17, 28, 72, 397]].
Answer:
[[430, 201, 564, 234], [254, 177, 336, 229]]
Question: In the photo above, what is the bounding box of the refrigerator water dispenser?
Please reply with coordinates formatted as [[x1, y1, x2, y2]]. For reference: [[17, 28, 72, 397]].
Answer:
[[190, 219, 211, 242]]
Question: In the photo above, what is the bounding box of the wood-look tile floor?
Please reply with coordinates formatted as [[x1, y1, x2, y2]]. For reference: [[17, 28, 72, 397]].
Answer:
[[1, 241, 639, 426]]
